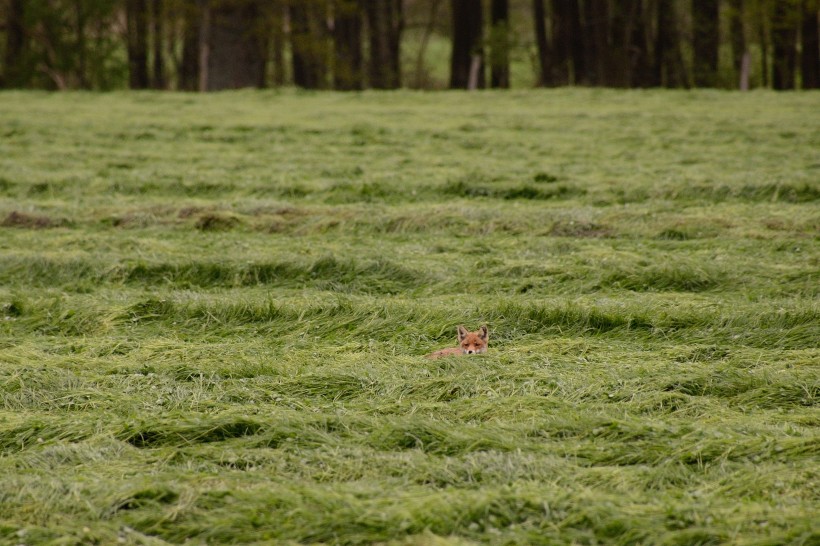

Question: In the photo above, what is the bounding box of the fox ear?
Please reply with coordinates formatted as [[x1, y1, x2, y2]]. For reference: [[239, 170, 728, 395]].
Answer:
[[478, 325, 488, 339], [457, 325, 468, 341]]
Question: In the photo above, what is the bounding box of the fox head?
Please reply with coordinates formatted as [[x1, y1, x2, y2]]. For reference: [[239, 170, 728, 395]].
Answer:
[[457, 325, 489, 355]]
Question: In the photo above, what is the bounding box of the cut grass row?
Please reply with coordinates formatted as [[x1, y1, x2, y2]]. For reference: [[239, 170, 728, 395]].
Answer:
[[0, 245, 815, 298], [3, 199, 819, 236], [2, 291, 818, 351], [4, 175, 820, 205]]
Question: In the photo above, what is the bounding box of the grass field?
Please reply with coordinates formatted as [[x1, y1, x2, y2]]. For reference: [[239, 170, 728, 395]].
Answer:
[[0, 89, 818, 545]]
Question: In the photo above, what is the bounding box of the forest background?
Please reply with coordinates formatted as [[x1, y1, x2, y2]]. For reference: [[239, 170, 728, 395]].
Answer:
[[1, 0, 819, 92]]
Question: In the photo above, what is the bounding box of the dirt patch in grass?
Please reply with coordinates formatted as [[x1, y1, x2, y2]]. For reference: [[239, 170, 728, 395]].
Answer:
[[108, 206, 177, 228], [178, 205, 213, 218], [442, 180, 586, 201], [195, 212, 242, 231], [1, 211, 66, 229], [549, 220, 613, 238]]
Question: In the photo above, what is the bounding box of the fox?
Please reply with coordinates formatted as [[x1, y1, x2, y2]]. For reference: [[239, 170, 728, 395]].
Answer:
[[425, 325, 489, 359]]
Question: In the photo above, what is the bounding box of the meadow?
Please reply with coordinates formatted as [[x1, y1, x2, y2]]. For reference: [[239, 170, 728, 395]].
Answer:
[[0, 89, 818, 545]]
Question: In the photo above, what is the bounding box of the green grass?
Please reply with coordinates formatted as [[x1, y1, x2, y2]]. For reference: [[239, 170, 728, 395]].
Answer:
[[0, 88, 818, 545]]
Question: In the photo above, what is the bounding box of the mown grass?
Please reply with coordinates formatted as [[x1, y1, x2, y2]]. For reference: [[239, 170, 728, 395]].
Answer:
[[0, 89, 818, 545]]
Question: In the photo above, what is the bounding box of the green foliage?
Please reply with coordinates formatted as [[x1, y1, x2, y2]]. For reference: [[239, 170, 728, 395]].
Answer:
[[0, 89, 818, 544], [5, 0, 125, 89]]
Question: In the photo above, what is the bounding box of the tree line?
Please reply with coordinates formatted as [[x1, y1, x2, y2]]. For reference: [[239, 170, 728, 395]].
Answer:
[[1, 0, 818, 91]]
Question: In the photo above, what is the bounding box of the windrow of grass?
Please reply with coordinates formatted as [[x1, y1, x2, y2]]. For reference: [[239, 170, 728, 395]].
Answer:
[[0, 234, 815, 298], [2, 202, 819, 249], [7, 171, 819, 206], [0, 89, 818, 545], [2, 292, 818, 349]]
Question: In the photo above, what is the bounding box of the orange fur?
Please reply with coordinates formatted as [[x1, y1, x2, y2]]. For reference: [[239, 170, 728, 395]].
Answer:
[[425, 325, 489, 359]]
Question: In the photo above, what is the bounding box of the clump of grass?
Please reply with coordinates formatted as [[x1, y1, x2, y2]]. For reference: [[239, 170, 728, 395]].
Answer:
[[599, 261, 726, 292], [368, 418, 517, 455], [533, 172, 559, 183], [666, 182, 820, 203], [0, 254, 429, 293], [119, 416, 266, 447], [0, 176, 14, 194], [657, 228, 690, 240]]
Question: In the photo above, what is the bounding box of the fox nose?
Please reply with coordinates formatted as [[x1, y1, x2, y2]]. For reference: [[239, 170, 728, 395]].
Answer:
[[467, 350, 474, 354]]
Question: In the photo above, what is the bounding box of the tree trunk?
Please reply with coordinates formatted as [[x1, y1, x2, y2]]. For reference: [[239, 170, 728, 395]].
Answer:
[[180, 0, 200, 91], [729, 0, 746, 78], [583, 0, 609, 86], [567, 0, 585, 84], [413, 0, 442, 87], [654, 0, 687, 87], [692, 0, 719, 87], [334, 0, 363, 90], [290, 3, 312, 87], [75, 0, 89, 88], [165, 0, 180, 83], [450, 0, 483, 88], [772, 1, 797, 89], [548, 0, 584, 84], [607, 0, 635, 87], [758, 3, 770, 87], [126, 0, 150, 89], [271, 4, 286, 86], [740, 51, 751, 90], [291, 0, 329, 89], [151, 0, 165, 89], [550, 0, 571, 85], [3, 0, 26, 87], [533, 0, 551, 86], [366, 0, 402, 89], [490, 0, 510, 88], [203, 0, 267, 90], [627, 0, 651, 87], [800, 0, 819, 88]]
